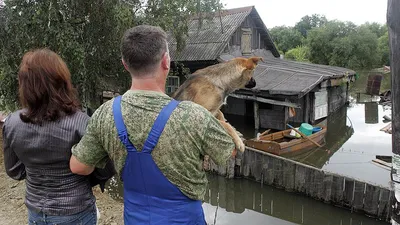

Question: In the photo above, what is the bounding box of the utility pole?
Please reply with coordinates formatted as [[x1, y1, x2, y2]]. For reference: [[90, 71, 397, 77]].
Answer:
[[388, 0, 400, 224]]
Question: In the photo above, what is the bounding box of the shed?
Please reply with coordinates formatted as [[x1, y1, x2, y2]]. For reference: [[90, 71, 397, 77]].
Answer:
[[167, 6, 357, 130]]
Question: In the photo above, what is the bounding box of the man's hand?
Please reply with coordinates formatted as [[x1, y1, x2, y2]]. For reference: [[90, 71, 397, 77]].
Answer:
[[70, 155, 95, 175]]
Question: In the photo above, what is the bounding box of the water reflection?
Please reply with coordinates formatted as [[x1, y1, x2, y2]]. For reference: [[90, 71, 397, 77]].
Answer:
[[203, 174, 386, 225], [104, 174, 387, 225], [364, 102, 379, 124]]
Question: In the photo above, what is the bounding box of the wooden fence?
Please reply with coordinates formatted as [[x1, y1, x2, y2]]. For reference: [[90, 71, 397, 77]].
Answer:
[[208, 147, 392, 222]]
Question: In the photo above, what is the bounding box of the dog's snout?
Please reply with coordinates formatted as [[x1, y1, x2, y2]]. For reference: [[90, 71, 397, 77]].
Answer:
[[245, 77, 256, 88]]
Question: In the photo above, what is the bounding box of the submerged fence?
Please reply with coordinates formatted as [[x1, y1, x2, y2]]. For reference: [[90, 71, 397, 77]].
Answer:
[[208, 147, 391, 222]]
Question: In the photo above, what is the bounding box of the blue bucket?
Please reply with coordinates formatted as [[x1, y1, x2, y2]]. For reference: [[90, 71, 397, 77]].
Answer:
[[312, 127, 322, 133]]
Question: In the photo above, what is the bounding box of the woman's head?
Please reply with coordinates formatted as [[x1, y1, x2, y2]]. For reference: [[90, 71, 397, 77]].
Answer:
[[18, 48, 80, 124]]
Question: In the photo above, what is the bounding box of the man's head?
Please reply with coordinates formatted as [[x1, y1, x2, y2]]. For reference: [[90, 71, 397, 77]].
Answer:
[[121, 25, 170, 78]]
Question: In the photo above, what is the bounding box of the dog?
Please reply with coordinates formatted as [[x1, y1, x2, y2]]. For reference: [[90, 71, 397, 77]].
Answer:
[[172, 57, 263, 155]]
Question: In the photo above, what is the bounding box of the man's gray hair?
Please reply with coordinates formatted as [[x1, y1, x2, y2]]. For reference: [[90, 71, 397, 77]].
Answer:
[[121, 25, 168, 75]]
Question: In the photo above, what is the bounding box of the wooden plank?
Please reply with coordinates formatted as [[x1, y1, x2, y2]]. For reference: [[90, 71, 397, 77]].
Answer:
[[250, 151, 263, 182], [343, 178, 355, 208], [352, 181, 366, 212], [364, 184, 380, 216], [241, 150, 252, 177], [378, 188, 391, 220], [321, 174, 333, 202], [253, 101, 260, 129], [331, 175, 344, 205], [294, 164, 307, 193], [229, 93, 301, 108], [273, 156, 284, 188], [282, 160, 295, 192], [313, 170, 325, 200], [388, 0, 400, 155], [263, 155, 274, 185], [305, 168, 316, 197]]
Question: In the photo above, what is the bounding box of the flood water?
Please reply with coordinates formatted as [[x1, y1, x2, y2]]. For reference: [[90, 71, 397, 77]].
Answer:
[[226, 71, 392, 188], [106, 173, 388, 225], [105, 72, 391, 224]]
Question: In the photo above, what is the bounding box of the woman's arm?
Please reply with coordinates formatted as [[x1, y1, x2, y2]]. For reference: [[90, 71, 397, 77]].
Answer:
[[2, 121, 26, 180]]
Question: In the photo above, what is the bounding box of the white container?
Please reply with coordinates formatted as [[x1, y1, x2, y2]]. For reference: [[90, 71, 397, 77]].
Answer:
[[290, 128, 301, 138]]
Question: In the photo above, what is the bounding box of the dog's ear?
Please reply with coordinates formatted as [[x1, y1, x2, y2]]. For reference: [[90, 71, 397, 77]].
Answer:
[[245, 57, 264, 70]]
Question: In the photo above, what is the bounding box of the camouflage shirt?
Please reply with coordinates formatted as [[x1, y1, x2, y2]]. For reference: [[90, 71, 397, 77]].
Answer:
[[72, 90, 235, 200]]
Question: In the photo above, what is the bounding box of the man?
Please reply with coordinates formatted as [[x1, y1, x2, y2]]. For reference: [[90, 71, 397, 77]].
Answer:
[[70, 25, 236, 224]]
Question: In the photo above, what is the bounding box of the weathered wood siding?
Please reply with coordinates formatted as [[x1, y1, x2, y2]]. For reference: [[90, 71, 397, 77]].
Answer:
[[328, 84, 348, 114], [209, 147, 392, 222], [222, 97, 247, 116], [229, 16, 268, 51], [259, 104, 287, 130]]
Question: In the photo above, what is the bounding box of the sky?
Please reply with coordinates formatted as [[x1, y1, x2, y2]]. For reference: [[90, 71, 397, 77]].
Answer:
[[221, 0, 388, 28]]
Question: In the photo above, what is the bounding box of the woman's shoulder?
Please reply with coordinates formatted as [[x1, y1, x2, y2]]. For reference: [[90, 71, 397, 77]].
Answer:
[[3, 110, 24, 126]]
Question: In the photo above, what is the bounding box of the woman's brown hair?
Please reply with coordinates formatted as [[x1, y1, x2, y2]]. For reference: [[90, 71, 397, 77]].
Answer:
[[18, 48, 80, 124]]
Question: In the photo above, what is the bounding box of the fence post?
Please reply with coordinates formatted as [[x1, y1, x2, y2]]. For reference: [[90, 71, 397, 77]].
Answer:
[[388, 0, 400, 224]]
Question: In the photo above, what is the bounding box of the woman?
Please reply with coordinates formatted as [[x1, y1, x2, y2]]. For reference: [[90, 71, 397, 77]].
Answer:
[[2, 48, 97, 225]]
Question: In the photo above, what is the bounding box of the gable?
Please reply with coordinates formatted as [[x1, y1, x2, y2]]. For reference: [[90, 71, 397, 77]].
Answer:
[[167, 6, 279, 62]]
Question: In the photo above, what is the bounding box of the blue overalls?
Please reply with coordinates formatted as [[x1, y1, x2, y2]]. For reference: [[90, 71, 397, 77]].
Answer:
[[112, 96, 206, 225]]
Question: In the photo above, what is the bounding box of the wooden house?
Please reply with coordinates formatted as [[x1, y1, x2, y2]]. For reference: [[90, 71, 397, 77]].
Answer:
[[167, 6, 356, 130]]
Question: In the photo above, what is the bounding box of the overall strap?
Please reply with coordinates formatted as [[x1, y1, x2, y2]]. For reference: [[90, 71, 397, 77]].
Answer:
[[142, 99, 180, 153], [112, 95, 137, 152]]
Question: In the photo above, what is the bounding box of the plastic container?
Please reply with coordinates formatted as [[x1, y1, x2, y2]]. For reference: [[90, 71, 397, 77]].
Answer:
[[312, 127, 322, 133], [290, 128, 301, 138], [299, 123, 313, 136]]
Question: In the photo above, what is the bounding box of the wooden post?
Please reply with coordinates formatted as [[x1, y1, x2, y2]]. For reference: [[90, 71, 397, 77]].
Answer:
[[253, 101, 260, 130], [388, 0, 400, 224]]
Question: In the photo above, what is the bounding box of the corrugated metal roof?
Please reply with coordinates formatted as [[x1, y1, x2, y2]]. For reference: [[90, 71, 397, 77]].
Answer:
[[168, 7, 253, 61], [219, 53, 355, 97], [251, 57, 356, 96]]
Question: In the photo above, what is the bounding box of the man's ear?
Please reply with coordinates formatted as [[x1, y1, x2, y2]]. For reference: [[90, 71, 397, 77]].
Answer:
[[122, 58, 130, 72], [161, 52, 170, 70]]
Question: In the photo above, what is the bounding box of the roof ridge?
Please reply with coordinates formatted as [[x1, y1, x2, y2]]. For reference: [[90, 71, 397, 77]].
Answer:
[[190, 5, 253, 20]]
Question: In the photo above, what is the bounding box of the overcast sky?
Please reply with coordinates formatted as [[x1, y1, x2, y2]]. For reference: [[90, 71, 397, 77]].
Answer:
[[222, 0, 388, 28]]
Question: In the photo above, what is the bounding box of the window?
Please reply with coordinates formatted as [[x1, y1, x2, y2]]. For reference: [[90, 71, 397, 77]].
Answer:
[[166, 76, 180, 95]]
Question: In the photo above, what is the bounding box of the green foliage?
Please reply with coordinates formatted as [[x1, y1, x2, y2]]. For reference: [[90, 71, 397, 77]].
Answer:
[[377, 32, 390, 66], [272, 15, 389, 71], [270, 26, 303, 53], [306, 20, 381, 69], [294, 14, 328, 37], [285, 46, 310, 62], [0, 0, 222, 110]]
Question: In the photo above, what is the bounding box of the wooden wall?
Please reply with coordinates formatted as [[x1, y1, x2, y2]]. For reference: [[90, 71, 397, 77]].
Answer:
[[259, 104, 288, 130], [328, 84, 348, 114], [229, 16, 269, 51]]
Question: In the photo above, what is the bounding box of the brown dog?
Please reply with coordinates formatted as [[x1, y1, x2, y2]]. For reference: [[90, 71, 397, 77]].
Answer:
[[172, 57, 263, 154]]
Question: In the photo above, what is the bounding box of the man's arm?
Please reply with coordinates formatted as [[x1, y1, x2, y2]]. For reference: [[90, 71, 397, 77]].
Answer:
[[2, 120, 26, 180], [201, 115, 236, 167], [70, 109, 109, 175], [70, 155, 95, 175]]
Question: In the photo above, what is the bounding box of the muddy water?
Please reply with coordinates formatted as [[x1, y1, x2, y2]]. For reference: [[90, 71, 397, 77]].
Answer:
[[106, 174, 387, 225]]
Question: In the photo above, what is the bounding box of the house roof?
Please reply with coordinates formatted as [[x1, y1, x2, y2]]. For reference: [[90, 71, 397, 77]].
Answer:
[[167, 6, 279, 62], [220, 53, 356, 98]]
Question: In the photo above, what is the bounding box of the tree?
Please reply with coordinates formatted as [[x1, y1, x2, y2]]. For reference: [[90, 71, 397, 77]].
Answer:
[[0, 0, 222, 111], [270, 26, 303, 54], [294, 14, 328, 37], [360, 22, 387, 38], [285, 45, 310, 62], [306, 20, 357, 65], [377, 32, 390, 66]]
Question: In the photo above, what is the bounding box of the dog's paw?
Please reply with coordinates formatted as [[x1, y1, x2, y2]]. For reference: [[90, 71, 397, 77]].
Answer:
[[235, 139, 245, 153]]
